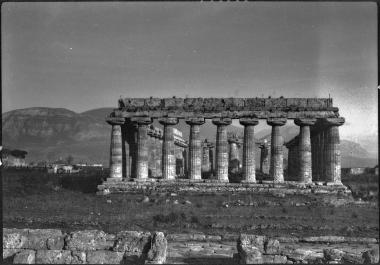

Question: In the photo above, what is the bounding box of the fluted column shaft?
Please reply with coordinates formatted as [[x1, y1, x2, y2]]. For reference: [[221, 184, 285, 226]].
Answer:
[[212, 118, 232, 182], [148, 135, 157, 177], [228, 139, 240, 174], [160, 118, 179, 180], [186, 118, 205, 180], [240, 118, 259, 182], [324, 118, 345, 183], [295, 118, 316, 183], [260, 143, 270, 174], [209, 147, 214, 174], [156, 136, 163, 177], [267, 118, 287, 182], [132, 117, 152, 180], [108, 124, 123, 180], [202, 145, 211, 174]]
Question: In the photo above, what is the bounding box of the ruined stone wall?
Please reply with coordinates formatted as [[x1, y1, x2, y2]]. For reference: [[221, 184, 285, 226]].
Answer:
[[236, 234, 379, 264], [3, 228, 167, 264], [3, 228, 378, 264]]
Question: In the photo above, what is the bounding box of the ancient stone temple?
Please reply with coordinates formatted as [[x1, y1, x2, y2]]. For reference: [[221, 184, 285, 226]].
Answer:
[[98, 97, 347, 194]]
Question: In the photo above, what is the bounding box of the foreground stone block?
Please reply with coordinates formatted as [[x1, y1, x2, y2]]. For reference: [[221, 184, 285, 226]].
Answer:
[[146, 232, 167, 264], [262, 254, 287, 263], [13, 250, 36, 264], [286, 248, 322, 263], [113, 231, 151, 253], [35, 250, 72, 264], [238, 246, 263, 264], [3, 228, 28, 249], [362, 246, 379, 264], [65, 230, 110, 251], [86, 250, 124, 264], [342, 252, 364, 264], [323, 248, 344, 261], [238, 234, 266, 252], [3, 248, 22, 259], [264, 239, 280, 254], [27, 229, 64, 250], [70, 251, 86, 264]]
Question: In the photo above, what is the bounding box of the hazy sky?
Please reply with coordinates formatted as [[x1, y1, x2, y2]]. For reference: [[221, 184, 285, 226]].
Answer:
[[2, 2, 377, 140]]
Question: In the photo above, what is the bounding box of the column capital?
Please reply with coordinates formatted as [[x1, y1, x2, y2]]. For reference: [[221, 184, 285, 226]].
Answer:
[[212, 117, 232, 126], [239, 117, 259, 126], [267, 117, 287, 126], [106, 117, 125, 125], [159, 117, 179, 125], [185, 117, 205, 125], [294, 118, 316, 126], [131, 116, 152, 125], [228, 138, 240, 144], [323, 117, 345, 126]]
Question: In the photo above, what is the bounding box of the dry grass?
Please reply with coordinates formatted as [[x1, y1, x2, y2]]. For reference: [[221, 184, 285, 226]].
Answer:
[[2, 168, 379, 238]]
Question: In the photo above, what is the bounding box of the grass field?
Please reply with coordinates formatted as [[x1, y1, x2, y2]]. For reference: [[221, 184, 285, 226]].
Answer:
[[2, 168, 379, 238]]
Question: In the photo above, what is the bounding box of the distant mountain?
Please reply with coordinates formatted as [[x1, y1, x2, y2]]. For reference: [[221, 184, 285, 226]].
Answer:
[[2, 107, 377, 168]]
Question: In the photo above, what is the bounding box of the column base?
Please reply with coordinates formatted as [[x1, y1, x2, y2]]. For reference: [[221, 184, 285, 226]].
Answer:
[[106, 177, 123, 183], [205, 179, 229, 183], [240, 180, 256, 184], [132, 178, 155, 182]]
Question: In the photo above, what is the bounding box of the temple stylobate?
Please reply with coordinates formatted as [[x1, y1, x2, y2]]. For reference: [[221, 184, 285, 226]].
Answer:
[[103, 97, 345, 187]]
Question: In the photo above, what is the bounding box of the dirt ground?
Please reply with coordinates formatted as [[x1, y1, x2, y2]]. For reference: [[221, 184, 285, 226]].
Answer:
[[2, 168, 379, 239]]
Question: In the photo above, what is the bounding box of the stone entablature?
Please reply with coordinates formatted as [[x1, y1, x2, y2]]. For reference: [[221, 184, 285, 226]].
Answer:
[[117, 97, 336, 117]]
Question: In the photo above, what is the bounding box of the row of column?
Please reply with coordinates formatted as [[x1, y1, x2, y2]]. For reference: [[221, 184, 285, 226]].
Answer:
[[108, 116, 344, 184]]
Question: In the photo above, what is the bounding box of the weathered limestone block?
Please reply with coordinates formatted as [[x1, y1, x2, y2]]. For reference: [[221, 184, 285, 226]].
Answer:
[[286, 248, 322, 263], [3, 248, 22, 259], [342, 252, 364, 264], [35, 250, 72, 264], [301, 236, 346, 244], [262, 254, 287, 264], [13, 250, 36, 264], [86, 250, 125, 264], [113, 231, 151, 253], [146, 232, 167, 264], [362, 246, 379, 264], [65, 230, 111, 251], [238, 246, 263, 264], [323, 248, 344, 261], [3, 228, 29, 249], [27, 229, 64, 250], [70, 251, 86, 264], [264, 238, 281, 254], [237, 234, 266, 253]]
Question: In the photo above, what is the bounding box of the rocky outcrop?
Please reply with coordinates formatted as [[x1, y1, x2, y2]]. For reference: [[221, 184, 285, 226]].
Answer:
[[3, 228, 167, 264]]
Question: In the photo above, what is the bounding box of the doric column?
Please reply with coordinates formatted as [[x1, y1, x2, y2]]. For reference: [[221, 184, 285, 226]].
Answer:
[[107, 122, 123, 180], [159, 117, 179, 180], [202, 141, 211, 175], [212, 118, 232, 182], [267, 118, 287, 182], [155, 130, 163, 177], [323, 117, 345, 184], [186, 118, 205, 180], [259, 142, 270, 174], [228, 137, 240, 174], [131, 117, 152, 180], [240, 118, 259, 182], [285, 140, 294, 180], [295, 118, 316, 183], [182, 148, 188, 177]]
